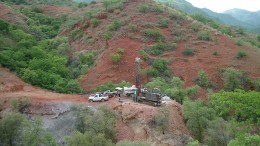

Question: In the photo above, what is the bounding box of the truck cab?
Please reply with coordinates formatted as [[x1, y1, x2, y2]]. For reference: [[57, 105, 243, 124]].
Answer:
[[88, 94, 108, 102]]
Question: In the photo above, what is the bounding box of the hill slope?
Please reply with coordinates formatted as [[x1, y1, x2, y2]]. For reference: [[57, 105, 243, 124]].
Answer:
[[66, 0, 260, 91], [0, 0, 260, 94]]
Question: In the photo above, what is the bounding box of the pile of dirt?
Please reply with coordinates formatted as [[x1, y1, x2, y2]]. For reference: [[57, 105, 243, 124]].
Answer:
[[109, 99, 191, 145]]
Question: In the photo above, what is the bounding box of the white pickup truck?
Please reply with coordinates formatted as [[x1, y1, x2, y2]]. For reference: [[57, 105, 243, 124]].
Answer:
[[88, 94, 108, 102]]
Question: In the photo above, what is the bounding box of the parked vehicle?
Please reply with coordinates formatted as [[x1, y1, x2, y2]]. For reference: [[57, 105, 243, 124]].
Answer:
[[88, 94, 108, 102], [103, 90, 117, 98], [123, 85, 137, 96]]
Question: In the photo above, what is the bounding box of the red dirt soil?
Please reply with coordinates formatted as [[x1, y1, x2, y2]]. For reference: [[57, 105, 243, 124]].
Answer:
[[39, 4, 72, 17], [0, 67, 90, 106]]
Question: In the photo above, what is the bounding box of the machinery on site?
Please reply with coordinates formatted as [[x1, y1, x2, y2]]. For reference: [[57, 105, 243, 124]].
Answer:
[[137, 88, 162, 106], [133, 57, 162, 106]]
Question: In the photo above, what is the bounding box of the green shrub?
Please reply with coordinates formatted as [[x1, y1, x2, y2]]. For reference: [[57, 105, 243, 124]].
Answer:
[[140, 50, 149, 60], [257, 35, 260, 42], [255, 78, 260, 91], [197, 31, 212, 41], [109, 19, 122, 31], [219, 27, 233, 36], [222, 68, 242, 91], [85, 10, 94, 18], [152, 4, 164, 14], [169, 12, 185, 23], [117, 48, 124, 54], [69, 28, 83, 41], [236, 51, 247, 59], [236, 39, 243, 46], [90, 18, 100, 27], [151, 41, 166, 55], [143, 28, 163, 41], [146, 59, 170, 77], [129, 23, 138, 32], [103, 0, 123, 11], [158, 18, 169, 28], [102, 31, 112, 40], [78, 2, 88, 8], [138, 4, 149, 13], [213, 51, 219, 55], [189, 21, 200, 32], [172, 27, 184, 37], [198, 70, 209, 87], [152, 59, 168, 72], [111, 53, 122, 63], [183, 48, 195, 56]]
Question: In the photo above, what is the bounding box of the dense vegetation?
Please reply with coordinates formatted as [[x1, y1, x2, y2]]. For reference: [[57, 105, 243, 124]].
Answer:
[[183, 90, 260, 146], [0, 10, 92, 93]]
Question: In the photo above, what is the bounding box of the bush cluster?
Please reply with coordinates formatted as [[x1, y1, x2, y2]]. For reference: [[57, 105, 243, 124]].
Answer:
[[138, 4, 150, 13], [158, 18, 169, 28], [150, 41, 177, 55], [183, 48, 195, 56], [143, 28, 163, 41], [236, 51, 247, 59], [110, 48, 124, 63], [90, 18, 100, 27], [197, 30, 212, 41], [109, 19, 122, 31], [169, 12, 185, 24]]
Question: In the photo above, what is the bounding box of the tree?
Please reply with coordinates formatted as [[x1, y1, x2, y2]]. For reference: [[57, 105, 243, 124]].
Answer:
[[84, 105, 117, 141], [204, 118, 236, 146], [71, 105, 92, 133], [209, 90, 260, 124], [66, 131, 114, 146], [152, 106, 171, 134], [71, 105, 117, 141], [0, 111, 25, 145], [21, 119, 57, 146], [0, 20, 9, 32], [183, 100, 215, 141], [222, 68, 242, 91], [228, 133, 260, 146], [197, 70, 209, 87]]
